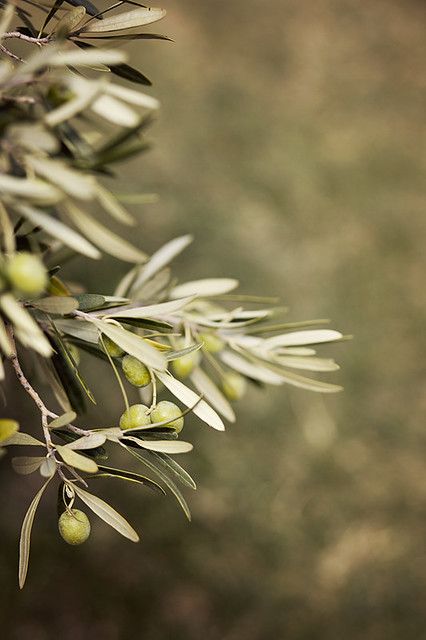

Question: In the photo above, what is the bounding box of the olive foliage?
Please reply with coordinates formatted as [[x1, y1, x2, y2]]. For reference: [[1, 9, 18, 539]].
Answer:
[[0, 1, 345, 588]]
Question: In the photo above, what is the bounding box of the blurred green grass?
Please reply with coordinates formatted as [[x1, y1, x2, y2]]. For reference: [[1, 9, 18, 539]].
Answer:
[[2, 1, 426, 638]]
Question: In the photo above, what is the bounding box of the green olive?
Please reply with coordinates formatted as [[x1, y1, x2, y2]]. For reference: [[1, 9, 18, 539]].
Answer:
[[122, 355, 151, 387], [199, 332, 224, 354], [172, 350, 201, 378], [222, 372, 247, 401], [6, 252, 48, 298], [101, 335, 125, 358], [119, 403, 151, 430], [58, 509, 91, 545], [150, 400, 184, 433]]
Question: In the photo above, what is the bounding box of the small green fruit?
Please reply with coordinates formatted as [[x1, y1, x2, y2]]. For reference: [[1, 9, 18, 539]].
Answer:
[[119, 403, 151, 430], [6, 252, 47, 297], [58, 509, 91, 545], [222, 372, 247, 401], [122, 355, 151, 387], [150, 400, 184, 433], [101, 335, 125, 358], [199, 332, 224, 354], [172, 350, 201, 378]]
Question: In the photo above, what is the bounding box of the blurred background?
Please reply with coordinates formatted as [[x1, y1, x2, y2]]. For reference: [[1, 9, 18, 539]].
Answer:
[[2, 0, 426, 638]]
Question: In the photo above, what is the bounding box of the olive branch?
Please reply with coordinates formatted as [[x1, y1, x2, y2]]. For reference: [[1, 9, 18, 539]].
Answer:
[[0, 0, 348, 589]]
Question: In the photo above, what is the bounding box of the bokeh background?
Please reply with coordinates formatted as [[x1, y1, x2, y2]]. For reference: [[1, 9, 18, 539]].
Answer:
[[2, 1, 426, 638]]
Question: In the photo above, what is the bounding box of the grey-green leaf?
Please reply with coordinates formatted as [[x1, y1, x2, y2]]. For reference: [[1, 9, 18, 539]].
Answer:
[[19, 476, 53, 589], [48, 411, 77, 430], [73, 485, 139, 542]]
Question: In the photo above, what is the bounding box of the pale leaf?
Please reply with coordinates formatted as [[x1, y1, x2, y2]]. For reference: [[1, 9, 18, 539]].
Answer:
[[80, 7, 166, 33], [106, 296, 194, 319], [66, 433, 107, 450], [130, 235, 193, 292], [263, 330, 343, 348], [56, 445, 98, 473], [190, 367, 236, 422], [66, 202, 147, 263], [19, 476, 53, 589], [105, 83, 160, 110], [12, 456, 45, 475], [93, 318, 166, 370], [17, 204, 101, 259], [123, 437, 193, 454], [28, 156, 95, 201], [91, 94, 139, 128], [170, 278, 239, 299], [155, 371, 225, 431], [220, 350, 286, 385], [2, 432, 45, 447], [73, 485, 139, 542], [32, 297, 79, 315], [48, 411, 77, 429], [0, 174, 62, 202]]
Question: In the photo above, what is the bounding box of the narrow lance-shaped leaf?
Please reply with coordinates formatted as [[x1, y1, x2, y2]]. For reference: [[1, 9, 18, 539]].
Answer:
[[65, 202, 147, 263], [263, 329, 343, 348], [92, 318, 167, 370], [106, 296, 194, 320], [170, 278, 239, 299], [155, 371, 225, 431], [130, 235, 193, 292], [2, 432, 45, 447], [123, 437, 193, 454], [65, 433, 107, 450], [19, 476, 53, 589], [17, 204, 101, 260], [48, 411, 77, 430], [78, 7, 166, 33], [190, 367, 236, 423], [94, 465, 165, 494], [73, 485, 139, 542], [125, 445, 191, 520], [56, 445, 99, 473]]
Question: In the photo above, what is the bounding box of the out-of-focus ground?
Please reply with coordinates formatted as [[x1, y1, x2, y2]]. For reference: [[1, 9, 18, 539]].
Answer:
[[2, 1, 426, 638]]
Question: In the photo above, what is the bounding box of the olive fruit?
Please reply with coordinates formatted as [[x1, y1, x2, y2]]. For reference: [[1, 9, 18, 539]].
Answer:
[[150, 400, 184, 433], [199, 332, 224, 354], [119, 403, 151, 430], [122, 355, 150, 387], [222, 372, 247, 401], [172, 350, 201, 378], [101, 335, 125, 358], [6, 252, 48, 297], [58, 509, 91, 545]]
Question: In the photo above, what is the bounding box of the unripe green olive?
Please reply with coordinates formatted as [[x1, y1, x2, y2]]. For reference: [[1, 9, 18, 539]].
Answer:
[[150, 400, 184, 433], [6, 252, 48, 298], [172, 350, 201, 378], [58, 508, 91, 545], [119, 403, 151, 430], [222, 372, 247, 401], [199, 332, 224, 354], [122, 355, 151, 387], [101, 335, 125, 358]]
